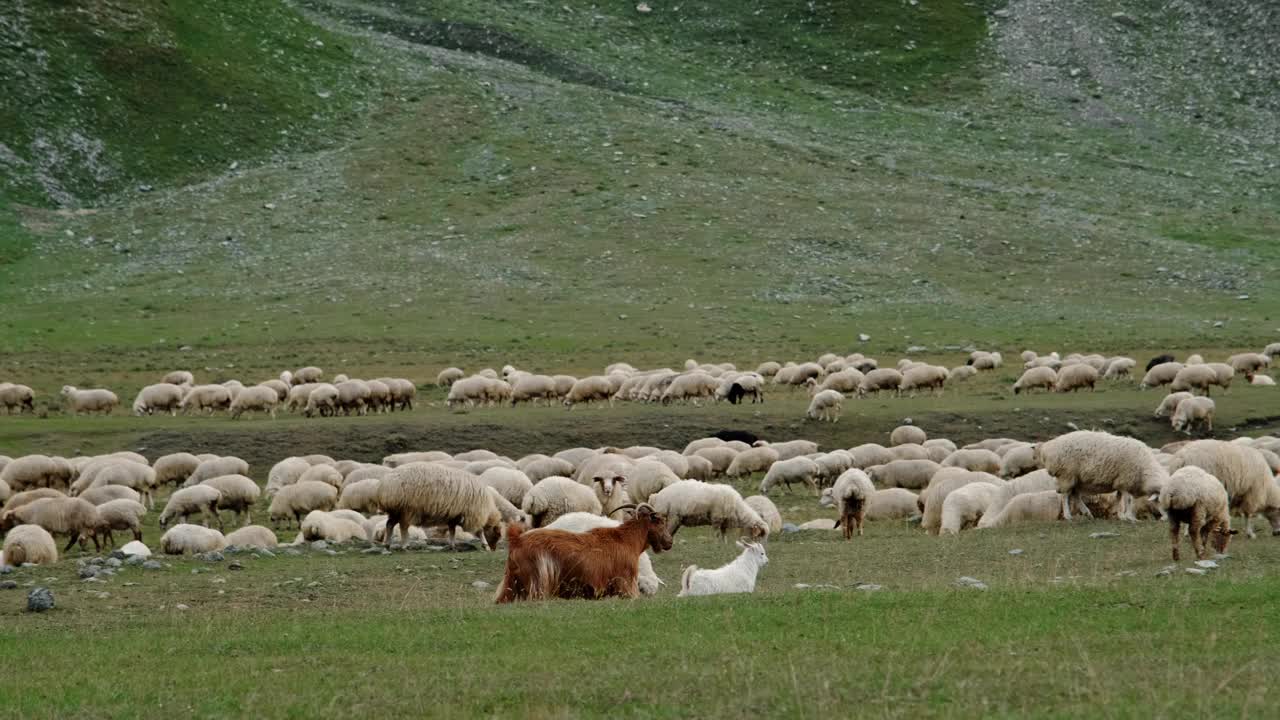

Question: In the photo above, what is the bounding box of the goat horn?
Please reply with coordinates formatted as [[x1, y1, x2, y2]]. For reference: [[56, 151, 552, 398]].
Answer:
[[606, 504, 637, 518]]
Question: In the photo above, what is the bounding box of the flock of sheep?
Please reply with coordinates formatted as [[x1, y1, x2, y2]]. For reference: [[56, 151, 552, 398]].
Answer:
[[4, 416, 1280, 598]]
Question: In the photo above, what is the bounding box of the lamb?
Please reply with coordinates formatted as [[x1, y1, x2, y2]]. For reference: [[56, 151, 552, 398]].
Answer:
[[1102, 357, 1137, 380], [759, 456, 820, 495], [563, 376, 616, 408], [0, 455, 75, 493], [726, 446, 779, 478], [224, 525, 278, 549], [648, 481, 769, 539], [827, 469, 875, 538], [0, 496, 103, 552], [1154, 392, 1192, 418], [160, 524, 227, 555], [377, 463, 503, 549], [1, 524, 58, 566], [866, 459, 941, 490], [159, 485, 223, 529], [890, 425, 927, 447], [131, 383, 185, 416], [60, 385, 118, 415], [1034, 430, 1168, 522], [948, 366, 978, 383], [186, 456, 250, 486], [800, 389, 842, 422], [858, 368, 904, 397], [1140, 362, 1184, 389], [267, 481, 339, 529], [1170, 365, 1218, 396], [1054, 363, 1098, 393], [496, 505, 672, 602], [201, 474, 261, 525], [1158, 466, 1235, 561], [678, 540, 768, 597], [180, 384, 232, 414], [1171, 396, 1215, 435], [744, 495, 783, 535], [1013, 367, 1057, 394], [941, 449, 1002, 475], [436, 367, 465, 387], [1175, 440, 1273, 537], [301, 510, 369, 543], [229, 384, 279, 419], [939, 482, 1003, 534], [541, 512, 663, 595], [96, 499, 146, 546], [0, 383, 35, 414], [977, 490, 1063, 528]]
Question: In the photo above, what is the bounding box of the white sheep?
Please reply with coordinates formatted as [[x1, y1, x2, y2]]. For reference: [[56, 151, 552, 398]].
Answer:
[[827, 468, 875, 538], [159, 485, 223, 529], [0, 383, 36, 415], [1154, 392, 1192, 418], [160, 524, 227, 555], [743, 495, 783, 535], [131, 383, 185, 416], [726, 446, 779, 479], [759, 456, 820, 495], [866, 459, 940, 490], [625, 460, 681, 505], [941, 449, 1002, 475], [1054, 364, 1098, 393], [200, 474, 261, 525], [0, 497, 104, 552], [755, 439, 818, 461], [858, 368, 904, 397], [563, 376, 615, 408], [890, 425, 927, 447], [649, 481, 768, 539], [939, 482, 1004, 534], [303, 384, 340, 417], [804, 389, 843, 422], [865, 488, 921, 521], [977, 490, 1062, 528], [298, 464, 343, 490], [1140, 362, 1184, 389], [79, 485, 141, 506], [266, 457, 311, 495], [301, 510, 369, 543], [541, 512, 663, 595], [229, 385, 279, 419], [999, 444, 1038, 478], [1169, 365, 1218, 396], [61, 386, 118, 415], [96, 499, 147, 546], [1034, 431, 1167, 522], [180, 384, 232, 414], [436, 367, 465, 387], [848, 443, 896, 469], [186, 456, 250, 486], [1102, 357, 1137, 380], [678, 540, 768, 597], [267, 481, 338, 528], [1, 524, 58, 566], [1013, 367, 1057, 394], [223, 525, 278, 548], [1251, 374, 1276, 386], [920, 469, 1003, 535], [899, 365, 947, 395], [1175, 440, 1273, 537], [1158, 466, 1235, 561], [376, 462, 502, 549], [1171, 396, 1215, 435], [1229, 353, 1270, 375]]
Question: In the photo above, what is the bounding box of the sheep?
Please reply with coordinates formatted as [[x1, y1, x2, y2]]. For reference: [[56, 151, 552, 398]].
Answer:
[[1175, 440, 1273, 538], [160, 524, 227, 555], [563, 376, 616, 408], [803, 389, 843, 422], [201, 474, 261, 525], [858, 368, 904, 397], [332, 380, 371, 415], [865, 488, 921, 521], [756, 439, 819, 461], [292, 366, 323, 385], [79, 485, 141, 506], [867, 459, 941, 490], [0, 383, 36, 414], [759, 456, 820, 495], [811, 450, 854, 486], [2, 523, 59, 566], [1170, 365, 1218, 396], [60, 385, 118, 415], [977, 490, 1063, 528], [1140, 362, 1184, 389], [1229, 353, 1270, 375], [1054, 363, 1098, 393], [726, 446, 779, 479], [2, 488, 65, 515], [1250, 374, 1276, 386], [920, 470, 1003, 535], [1146, 354, 1176, 372], [661, 372, 718, 405], [678, 540, 768, 597], [1103, 357, 1137, 380], [159, 485, 223, 529], [377, 463, 502, 549], [0, 497, 103, 552], [690, 447, 737, 477], [999, 444, 1038, 478], [648, 451, 690, 479], [890, 425, 927, 447], [303, 384, 340, 417], [1013, 367, 1057, 394], [514, 457, 573, 485], [744, 495, 783, 535], [825, 469, 875, 538], [383, 451, 452, 468], [337, 478, 382, 514], [899, 365, 947, 395], [1159, 466, 1235, 561], [625, 460, 681, 505], [1034, 431, 1168, 522], [221, 380, 245, 401], [228, 385, 279, 419], [477, 467, 534, 507], [971, 352, 1003, 370], [150, 453, 198, 488], [755, 361, 782, 377], [298, 464, 343, 490], [774, 362, 824, 386], [180, 384, 233, 414], [435, 367, 464, 388], [496, 505, 672, 603], [941, 449, 1002, 475], [265, 457, 311, 495], [939, 482, 1003, 534], [541, 512, 663, 595], [267, 481, 339, 529], [186, 456, 250, 487], [508, 374, 558, 407], [301, 510, 369, 543], [96, 499, 146, 546], [574, 455, 634, 520], [1154, 392, 1193, 419], [946, 365, 977, 383], [722, 377, 765, 405], [224, 525, 278, 549], [809, 369, 863, 397], [648, 481, 769, 540], [131, 383, 185, 416], [848, 443, 895, 469], [87, 461, 157, 509], [0, 455, 75, 493], [1171, 396, 1215, 435]]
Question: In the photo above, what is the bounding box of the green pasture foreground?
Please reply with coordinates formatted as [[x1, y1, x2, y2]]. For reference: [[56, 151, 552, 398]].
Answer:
[[3, 521, 1279, 718]]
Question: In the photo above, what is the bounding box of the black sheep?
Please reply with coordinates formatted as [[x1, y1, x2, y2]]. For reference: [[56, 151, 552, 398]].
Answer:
[[712, 429, 759, 445], [1145, 354, 1175, 372]]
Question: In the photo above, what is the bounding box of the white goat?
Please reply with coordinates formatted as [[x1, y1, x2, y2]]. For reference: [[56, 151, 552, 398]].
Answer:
[[677, 540, 768, 597]]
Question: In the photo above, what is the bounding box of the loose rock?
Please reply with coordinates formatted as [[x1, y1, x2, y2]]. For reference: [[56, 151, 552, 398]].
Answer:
[[26, 587, 54, 612]]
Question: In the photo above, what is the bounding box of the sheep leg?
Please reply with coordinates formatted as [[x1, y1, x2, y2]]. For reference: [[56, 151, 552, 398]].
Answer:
[[1060, 493, 1073, 522], [1244, 514, 1256, 540], [63, 533, 80, 554], [1168, 517, 1182, 561], [1189, 509, 1207, 560], [447, 522, 458, 550]]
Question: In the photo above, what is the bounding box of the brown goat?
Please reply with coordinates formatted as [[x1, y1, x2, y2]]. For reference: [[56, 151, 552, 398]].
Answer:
[[495, 504, 672, 603]]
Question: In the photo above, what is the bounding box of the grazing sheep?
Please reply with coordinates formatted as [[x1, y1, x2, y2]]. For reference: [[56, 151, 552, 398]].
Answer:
[[1175, 440, 1273, 538], [940, 482, 1003, 534], [858, 368, 904, 397], [229, 385, 279, 419], [61, 386, 118, 415], [743, 495, 783, 535], [649, 481, 769, 540], [563, 376, 616, 408], [1103, 357, 1137, 380], [541, 512, 663, 595], [1140, 362, 1184, 389], [88, 461, 157, 509], [2, 523, 58, 566], [890, 425, 927, 447], [999, 444, 1038, 478], [293, 366, 323, 385], [811, 450, 854, 486], [384, 451, 453, 468], [1229, 353, 1270, 376], [756, 439, 818, 461], [827, 469, 875, 538], [436, 367, 465, 387], [154, 453, 200, 487], [867, 459, 941, 490], [521, 457, 577, 483], [159, 485, 223, 529], [266, 457, 311, 495], [890, 443, 930, 461], [131, 383, 185, 416], [303, 384, 340, 417], [759, 456, 820, 495], [899, 365, 947, 395], [726, 446, 779, 479], [683, 455, 714, 482], [334, 380, 372, 415], [1171, 396, 1215, 435], [1054, 363, 1098, 393], [1159, 466, 1235, 561], [96, 499, 146, 546], [224, 525, 278, 549], [509, 374, 559, 407], [298, 464, 343, 490], [920, 469, 1002, 535], [477, 467, 534, 507], [977, 490, 1063, 528], [267, 481, 339, 529], [1170, 365, 1218, 396], [1013, 367, 1057, 394], [865, 488, 921, 521], [301, 511, 369, 543], [693, 447, 739, 476], [0, 455, 75, 493], [1035, 431, 1168, 522], [200, 474, 261, 525], [1155, 392, 1193, 419], [0, 497, 103, 552], [160, 524, 227, 555], [0, 383, 36, 415], [679, 540, 768, 597], [338, 478, 382, 514], [948, 365, 978, 383], [377, 463, 502, 549], [1146, 354, 1176, 372], [941, 449, 1002, 475], [78, 485, 141, 506], [848, 443, 896, 469], [181, 384, 233, 414], [522, 477, 604, 528], [186, 456, 250, 487], [2, 488, 65, 515], [626, 460, 681, 505]]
